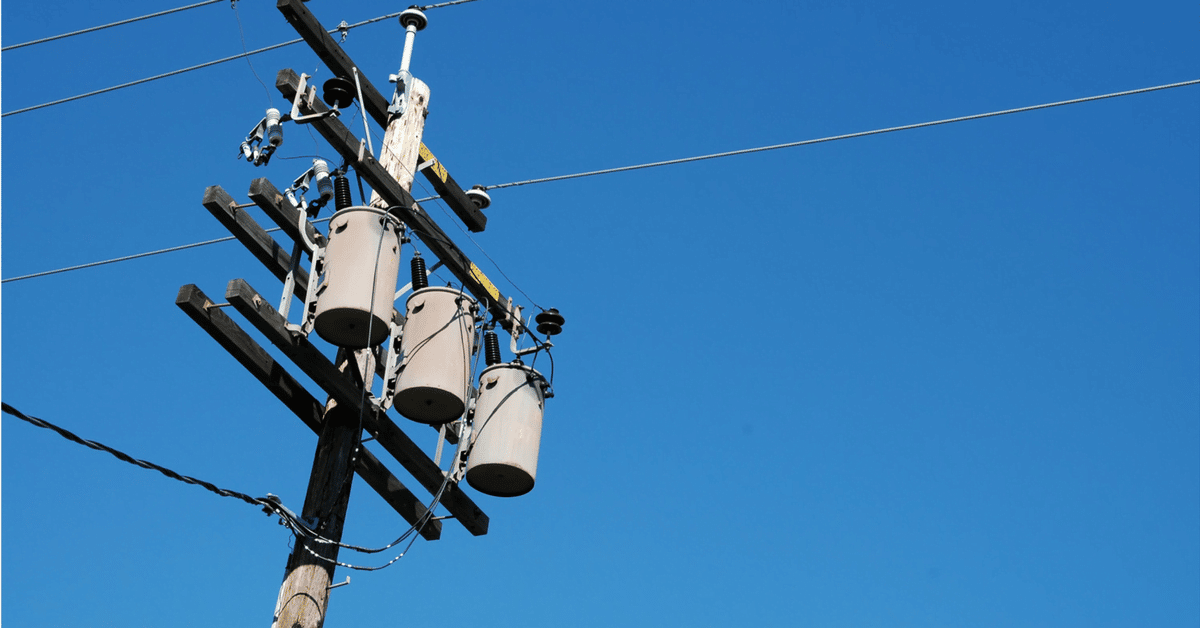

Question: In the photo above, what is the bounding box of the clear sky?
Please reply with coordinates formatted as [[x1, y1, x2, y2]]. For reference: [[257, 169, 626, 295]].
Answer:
[[2, 1, 1197, 626]]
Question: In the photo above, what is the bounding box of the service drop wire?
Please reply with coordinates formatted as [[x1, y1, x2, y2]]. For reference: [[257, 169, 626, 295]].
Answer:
[[0, 402, 292, 514]]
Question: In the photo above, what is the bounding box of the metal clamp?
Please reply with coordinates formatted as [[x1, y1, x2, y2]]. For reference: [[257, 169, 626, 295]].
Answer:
[[237, 108, 283, 166], [286, 160, 335, 217]]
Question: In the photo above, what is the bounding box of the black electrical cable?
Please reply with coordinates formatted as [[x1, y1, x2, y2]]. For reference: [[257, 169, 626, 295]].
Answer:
[[1, 401, 273, 509]]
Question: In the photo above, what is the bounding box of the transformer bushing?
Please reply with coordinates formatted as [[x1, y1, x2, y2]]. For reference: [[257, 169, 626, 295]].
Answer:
[[466, 363, 549, 497], [392, 287, 478, 424], [312, 206, 403, 348]]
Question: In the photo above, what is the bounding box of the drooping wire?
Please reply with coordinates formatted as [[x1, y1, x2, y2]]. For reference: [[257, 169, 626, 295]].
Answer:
[[1, 395, 443, 565], [2, 10, 415, 118], [2, 0, 224, 52], [232, 1, 273, 105], [2, 401, 273, 509], [481, 79, 1200, 190], [4, 79, 1197, 282]]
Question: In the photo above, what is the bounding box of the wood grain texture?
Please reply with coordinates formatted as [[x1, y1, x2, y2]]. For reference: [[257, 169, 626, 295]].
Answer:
[[369, 77, 430, 210]]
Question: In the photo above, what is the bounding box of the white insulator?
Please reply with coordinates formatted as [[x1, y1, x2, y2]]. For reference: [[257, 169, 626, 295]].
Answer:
[[392, 287, 477, 424], [265, 108, 283, 147], [465, 363, 549, 497], [313, 160, 334, 206], [312, 207, 403, 348]]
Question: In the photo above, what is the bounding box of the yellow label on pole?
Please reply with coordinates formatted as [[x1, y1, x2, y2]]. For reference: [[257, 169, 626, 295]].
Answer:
[[469, 262, 501, 303], [418, 144, 449, 183]]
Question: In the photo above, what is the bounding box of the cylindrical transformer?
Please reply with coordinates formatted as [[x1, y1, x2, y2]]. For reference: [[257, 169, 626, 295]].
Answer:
[[392, 287, 477, 424], [466, 363, 549, 497], [313, 206, 402, 348]]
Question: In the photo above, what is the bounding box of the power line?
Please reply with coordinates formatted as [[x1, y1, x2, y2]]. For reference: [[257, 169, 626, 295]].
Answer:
[[2, 401, 272, 509], [0, 202, 429, 284], [2, 40, 302, 118], [2, 0, 224, 52], [3, 79, 1197, 284], [483, 78, 1200, 190], [421, 0, 484, 8], [1, 10, 411, 118], [2, 234, 240, 283]]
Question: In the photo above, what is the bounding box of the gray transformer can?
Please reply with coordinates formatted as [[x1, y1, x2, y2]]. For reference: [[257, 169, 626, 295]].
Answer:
[[466, 363, 549, 497], [393, 286, 478, 424], [313, 206, 403, 348]]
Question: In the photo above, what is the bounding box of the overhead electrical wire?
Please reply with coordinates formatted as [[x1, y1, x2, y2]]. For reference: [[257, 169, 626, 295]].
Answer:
[[2, 0, 488, 117], [2, 11, 403, 118], [2, 401, 444, 563], [3, 78, 1197, 284], [482, 78, 1200, 190], [2, 401, 272, 509], [0, 200, 433, 284], [1, 0, 224, 52]]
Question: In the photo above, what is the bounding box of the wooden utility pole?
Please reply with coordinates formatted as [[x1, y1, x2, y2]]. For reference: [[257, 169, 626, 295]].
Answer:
[[371, 78, 430, 208], [269, 35, 434, 627], [270, 351, 368, 628], [177, 2, 558, 626]]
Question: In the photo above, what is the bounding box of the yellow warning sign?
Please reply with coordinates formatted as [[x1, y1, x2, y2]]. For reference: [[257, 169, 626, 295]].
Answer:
[[418, 144, 448, 183], [469, 262, 501, 303]]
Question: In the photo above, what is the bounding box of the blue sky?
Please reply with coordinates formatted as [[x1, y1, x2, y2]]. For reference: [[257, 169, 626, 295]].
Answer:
[[2, 1, 1197, 626]]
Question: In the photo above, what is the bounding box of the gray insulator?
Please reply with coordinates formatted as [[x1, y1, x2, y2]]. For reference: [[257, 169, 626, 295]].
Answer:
[[313, 160, 334, 206], [265, 108, 283, 147]]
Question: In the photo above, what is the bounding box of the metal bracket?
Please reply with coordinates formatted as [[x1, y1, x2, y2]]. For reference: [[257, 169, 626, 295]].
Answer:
[[286, 160, 334, 216], [505, 300, 544, 357], [289, 73, 339, 124], [287, 245, 325, 337], [447, 420, 472, 483], [387, 69, 414, 116], [328, 577, 351, 590], [377, 319, 405, 411], [337, 20, 350, 43]]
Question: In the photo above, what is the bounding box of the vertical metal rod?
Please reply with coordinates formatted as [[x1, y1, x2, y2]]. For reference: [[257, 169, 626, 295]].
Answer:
[[352, 68, 374, 158], [399, 24, 418, 74]]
